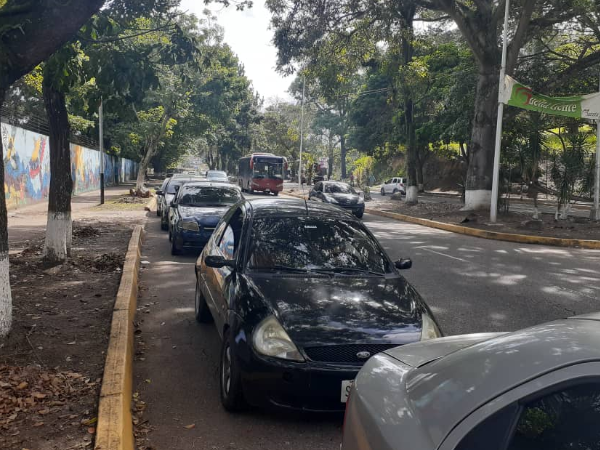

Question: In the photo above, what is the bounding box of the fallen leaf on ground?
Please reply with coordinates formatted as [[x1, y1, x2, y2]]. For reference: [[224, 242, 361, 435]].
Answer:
[[184, 424, 196, 429], [88, 427, 96, 434], [16, 381, 28, 390]]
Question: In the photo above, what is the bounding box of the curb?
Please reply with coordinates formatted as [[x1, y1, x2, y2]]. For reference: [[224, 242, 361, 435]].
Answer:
[[283, 191, 600, 250], [95, 225, 144, 450], [368, 209, 600, 250]]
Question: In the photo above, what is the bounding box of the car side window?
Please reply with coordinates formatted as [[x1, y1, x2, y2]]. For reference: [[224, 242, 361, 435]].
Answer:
[[507, 382, 600, 450], [217, 210, 243, 259]]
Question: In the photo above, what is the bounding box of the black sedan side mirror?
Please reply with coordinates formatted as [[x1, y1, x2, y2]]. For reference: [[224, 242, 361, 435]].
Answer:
[[170, 201, 177, 208], [156, 189, 164, 196], [205, 255, 236, 269], [395, 259, 412, 270]]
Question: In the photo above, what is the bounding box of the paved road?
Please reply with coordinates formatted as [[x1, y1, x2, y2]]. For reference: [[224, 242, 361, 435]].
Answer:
[[134, 203, 600, 449]]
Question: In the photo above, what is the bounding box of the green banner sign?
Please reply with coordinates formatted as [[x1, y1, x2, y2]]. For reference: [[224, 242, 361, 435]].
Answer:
[[501, 76, 600, 120]]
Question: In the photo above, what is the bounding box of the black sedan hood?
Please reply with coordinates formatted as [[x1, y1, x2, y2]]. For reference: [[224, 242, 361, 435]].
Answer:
[[245, 274, 422, 346], [179, 205, 229, 225], [329, 193, 360, 205]]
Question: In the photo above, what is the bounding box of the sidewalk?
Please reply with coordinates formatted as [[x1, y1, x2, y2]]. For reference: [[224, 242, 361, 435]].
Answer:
[[8, 185, 142, 249]]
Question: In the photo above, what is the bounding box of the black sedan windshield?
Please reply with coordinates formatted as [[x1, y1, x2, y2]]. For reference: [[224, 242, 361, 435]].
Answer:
[[325, 183, 356, 194], [178, 186, 241, 206], [247, 217, 390, 274]]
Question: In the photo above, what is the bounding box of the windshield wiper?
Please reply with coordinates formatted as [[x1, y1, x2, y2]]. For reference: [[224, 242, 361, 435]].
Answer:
[[248, 265, 310, 273], [312, 267, 385, 277]]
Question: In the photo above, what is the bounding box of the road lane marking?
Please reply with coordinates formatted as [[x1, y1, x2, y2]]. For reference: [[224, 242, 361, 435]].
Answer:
[[416, 246, 470, 263]]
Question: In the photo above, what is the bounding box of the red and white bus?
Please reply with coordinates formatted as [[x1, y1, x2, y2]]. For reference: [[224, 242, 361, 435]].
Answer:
[[238, 153, 287, 195]]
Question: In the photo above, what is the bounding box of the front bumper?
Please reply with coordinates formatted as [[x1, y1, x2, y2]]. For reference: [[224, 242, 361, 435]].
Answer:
[[336, 204, 365, 215], [175, 228, 216, 248], [239, 347, 360, 412]]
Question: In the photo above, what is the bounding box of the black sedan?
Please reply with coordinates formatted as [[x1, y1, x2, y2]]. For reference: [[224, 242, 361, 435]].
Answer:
[[309, 181, 365, 218], [194, 198, 441, 412], [169, 182, 243, 255], [157, 176, 202, 230]]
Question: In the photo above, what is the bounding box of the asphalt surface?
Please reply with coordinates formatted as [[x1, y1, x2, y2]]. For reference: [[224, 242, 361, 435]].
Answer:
[[134, 199, 600, 449]]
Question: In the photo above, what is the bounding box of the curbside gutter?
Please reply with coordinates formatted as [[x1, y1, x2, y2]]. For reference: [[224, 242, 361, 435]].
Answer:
[[95, 225, 144, 450], [368, 209, 600, 250], [283, 191, 600, 250]]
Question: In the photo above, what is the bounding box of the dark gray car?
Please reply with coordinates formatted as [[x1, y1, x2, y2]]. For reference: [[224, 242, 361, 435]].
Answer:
[[342, 313, 600, 450]]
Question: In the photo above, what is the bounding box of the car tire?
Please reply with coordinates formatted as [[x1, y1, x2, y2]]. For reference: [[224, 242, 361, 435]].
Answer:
[[380, 188, 385, 196], [156, 208, 161, 217], [194, 279, 213, 323], [168, 228, 172, 242], [220, 328, 246, 412], [161, 218, 168, 231], [273, 191, 279, 196], [354, 210, 364, 219], [393, 188, 399, 194], [171, 236, 182, 255]]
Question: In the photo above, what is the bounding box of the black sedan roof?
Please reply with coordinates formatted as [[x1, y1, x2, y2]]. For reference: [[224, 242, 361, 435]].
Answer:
[[246, 197, 357, 220]]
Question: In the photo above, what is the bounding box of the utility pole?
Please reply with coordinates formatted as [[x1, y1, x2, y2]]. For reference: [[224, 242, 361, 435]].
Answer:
[[592, 70, 600, 221], [99, 98, 105, 205], [299, 75, 306, 190], [490, 0, 511, 223]]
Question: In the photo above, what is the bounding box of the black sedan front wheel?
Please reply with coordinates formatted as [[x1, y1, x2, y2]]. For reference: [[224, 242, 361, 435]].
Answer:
[[220, 329, 245, 412], [171, 235, 182, 255], [194, 279, 213, 323]]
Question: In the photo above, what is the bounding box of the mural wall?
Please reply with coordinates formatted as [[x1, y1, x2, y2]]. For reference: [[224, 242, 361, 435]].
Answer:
[[1, 123, 138, 210]]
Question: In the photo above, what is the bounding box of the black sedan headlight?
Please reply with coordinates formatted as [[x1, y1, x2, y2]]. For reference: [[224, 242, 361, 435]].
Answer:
[[181, 221, 200, 232], [253, 316, 305, 362]]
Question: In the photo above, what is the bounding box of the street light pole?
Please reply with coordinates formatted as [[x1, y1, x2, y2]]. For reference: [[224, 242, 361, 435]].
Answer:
[[99, 98, 105, 205], [299, 75, 306, 190], [490, 0, 511, 223]]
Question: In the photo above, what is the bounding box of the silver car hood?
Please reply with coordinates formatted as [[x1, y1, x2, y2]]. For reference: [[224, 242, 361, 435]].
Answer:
[[384, 332, 506, 368]]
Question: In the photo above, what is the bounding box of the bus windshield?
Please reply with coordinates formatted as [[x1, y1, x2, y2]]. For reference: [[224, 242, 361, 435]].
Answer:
[[253, 160, 284, 179]]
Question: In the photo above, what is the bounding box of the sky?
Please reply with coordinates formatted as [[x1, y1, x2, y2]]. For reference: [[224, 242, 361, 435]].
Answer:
[[179, 0, 292, 104]]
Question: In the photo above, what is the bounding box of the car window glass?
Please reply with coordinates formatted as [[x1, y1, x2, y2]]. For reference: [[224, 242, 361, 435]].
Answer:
[[506, 382, 600, 450], [178, 186, 241, 206], [217, 210, 243, 258], [167, 180, 187, 194], [455, 403, 519, 450], [385, 179, 392, 184], [324, 183, 356, 194], [247, 216, 390, 273]]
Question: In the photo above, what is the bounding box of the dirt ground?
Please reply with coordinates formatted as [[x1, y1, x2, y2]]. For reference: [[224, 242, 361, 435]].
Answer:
[[0, 219, 137, 450], [370, 199, 600, 240]]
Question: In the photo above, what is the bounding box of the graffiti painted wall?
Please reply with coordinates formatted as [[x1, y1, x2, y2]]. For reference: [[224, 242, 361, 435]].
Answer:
[[1, 123, 138, 210]]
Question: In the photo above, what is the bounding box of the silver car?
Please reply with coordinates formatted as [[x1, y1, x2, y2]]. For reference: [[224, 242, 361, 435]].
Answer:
[[342, 313, 600, 450]]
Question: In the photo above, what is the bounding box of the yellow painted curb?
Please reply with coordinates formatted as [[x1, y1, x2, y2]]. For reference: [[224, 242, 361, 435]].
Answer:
[[283, 191, 600, 249], [367, 209, 600, 250], [95, 225, 144, 450]]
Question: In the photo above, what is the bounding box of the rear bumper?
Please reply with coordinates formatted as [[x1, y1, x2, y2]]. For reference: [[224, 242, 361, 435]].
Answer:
[[250, 179, 284, 192]]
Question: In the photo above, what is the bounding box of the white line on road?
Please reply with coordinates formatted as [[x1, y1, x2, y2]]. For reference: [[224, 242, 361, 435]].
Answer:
[[416, 246, 470, 263]]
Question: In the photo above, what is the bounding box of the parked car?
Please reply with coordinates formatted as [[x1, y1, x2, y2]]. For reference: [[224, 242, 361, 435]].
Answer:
[[169, 182, 243, 255], [342, 313, 600, 450], [206, 170, 229, 183], [381, 177, 406, 195], [309, 181, 365, 218], [194, 198, 439, 412], [158, 177, 202, 230], [155, 177, 171, 217]]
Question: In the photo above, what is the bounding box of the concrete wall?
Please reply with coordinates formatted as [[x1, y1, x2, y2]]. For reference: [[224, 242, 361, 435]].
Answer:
[[1, 122, 138, 209]]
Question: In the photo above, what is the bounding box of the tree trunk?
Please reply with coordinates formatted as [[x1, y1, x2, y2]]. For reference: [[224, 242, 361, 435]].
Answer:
[[43, 75, 73, 264], [417, 155, 425, 193], [464, 68, 499, 210], [0, 89, 12, 338], [340, 135, 347, 179], [401, 4, 418, 205], [135, 113, 171, 191], [327, 133, 334, 179]]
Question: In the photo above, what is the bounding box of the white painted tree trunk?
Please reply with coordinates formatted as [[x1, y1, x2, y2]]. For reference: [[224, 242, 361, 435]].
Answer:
[[560, 203, 571, 220], [0, 254, 12, 338], [532, 207, 540, 220], [417, 183, 424, 192], [405, 186, 418, 204], [464, 189, 492, 211], [44, 211, 72, 262]]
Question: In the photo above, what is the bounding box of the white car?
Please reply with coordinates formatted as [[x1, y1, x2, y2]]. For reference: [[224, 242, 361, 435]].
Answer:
[[381, 177, 406, 195]]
